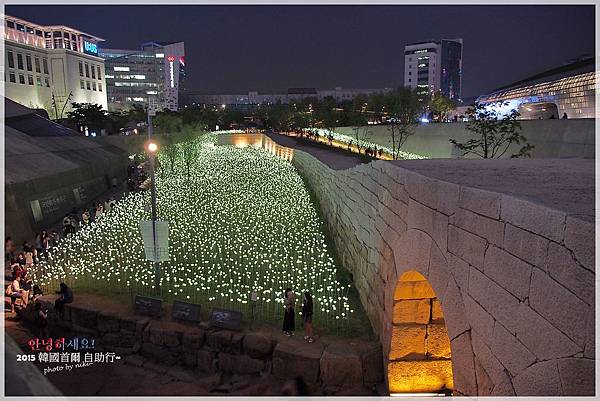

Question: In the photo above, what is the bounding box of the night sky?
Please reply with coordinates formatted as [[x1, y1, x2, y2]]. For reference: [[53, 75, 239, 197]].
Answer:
[[6, 5, 595, 97]]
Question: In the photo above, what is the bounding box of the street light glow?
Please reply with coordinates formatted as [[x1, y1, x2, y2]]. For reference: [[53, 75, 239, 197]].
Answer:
[[148, 142, 158, 153]]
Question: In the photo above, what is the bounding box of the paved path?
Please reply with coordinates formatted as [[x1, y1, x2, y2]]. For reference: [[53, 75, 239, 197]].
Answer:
[[265, 132, 373, 170]]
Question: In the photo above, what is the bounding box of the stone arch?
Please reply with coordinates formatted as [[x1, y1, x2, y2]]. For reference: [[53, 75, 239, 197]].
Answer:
[[382, 229, 478, 395]]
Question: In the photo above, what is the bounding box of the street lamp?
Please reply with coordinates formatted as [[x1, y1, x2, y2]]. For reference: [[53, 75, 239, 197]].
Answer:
[[146, 131, 161, 294]]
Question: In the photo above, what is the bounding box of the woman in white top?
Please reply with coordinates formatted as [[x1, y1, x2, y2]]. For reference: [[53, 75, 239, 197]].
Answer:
[[7, 277, 28, 312]]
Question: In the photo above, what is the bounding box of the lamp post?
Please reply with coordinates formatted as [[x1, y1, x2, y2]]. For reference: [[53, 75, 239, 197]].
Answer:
[[147, 112, 161, 294]]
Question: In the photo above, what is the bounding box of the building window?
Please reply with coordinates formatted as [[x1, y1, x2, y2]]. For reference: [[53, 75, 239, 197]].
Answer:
[[79, 62, 84, 77], [17, 53, 24, 70], [98, 83, 102, 92], [35, 57, 41, 73], [7, 51, 14, 68], [97, 65, 102, 80], [92, 82, 97, 91], [7, 21, 15, 29], [28, 75, 34, 85], [85, 63, 89, 78], [91, 65, 96, 79], [44, 77, 50, 87], [42, 58, 48, 74], [36, 76, 42, 86], [9, 73, 16, 83], [18, 74, 25, 84], [86, 81, 91, 90], [80, 79, 85, 89]]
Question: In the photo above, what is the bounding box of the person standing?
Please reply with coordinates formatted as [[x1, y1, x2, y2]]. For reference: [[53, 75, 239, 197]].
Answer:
[[34, 303, 49, 338], [282, 288, 295, 336], [302, 291, 314, 343], [54, 282, 74, 318]]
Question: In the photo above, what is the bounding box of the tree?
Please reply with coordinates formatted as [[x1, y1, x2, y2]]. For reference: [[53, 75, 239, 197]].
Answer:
[[450, 102, 534, 159], [383, 88, 423, 160], [154, 110, 183, 135], [66, 102, 108, 132], [180, 123, 206, 179], [430, 91, 456, 122], [351, 125, 372, 154]]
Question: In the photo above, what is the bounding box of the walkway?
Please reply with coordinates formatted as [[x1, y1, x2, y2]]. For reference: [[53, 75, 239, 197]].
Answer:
[[265, 132, 373, 170]]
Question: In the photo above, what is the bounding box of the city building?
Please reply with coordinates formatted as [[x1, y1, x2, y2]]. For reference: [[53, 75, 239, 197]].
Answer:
[[404, 39, 463, 100], [186, 87, 392, 111], [4, 15, 108, 116], [476, 57, 596, 119], [99, 41, 185, 112]]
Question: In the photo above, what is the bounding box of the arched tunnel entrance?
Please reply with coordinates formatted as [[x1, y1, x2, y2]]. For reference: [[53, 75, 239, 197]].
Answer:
[[388, 270, 454, 395]]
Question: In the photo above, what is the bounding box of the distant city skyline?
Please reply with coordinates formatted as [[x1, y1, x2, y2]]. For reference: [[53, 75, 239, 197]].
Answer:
[[6, 5, 595, 98]]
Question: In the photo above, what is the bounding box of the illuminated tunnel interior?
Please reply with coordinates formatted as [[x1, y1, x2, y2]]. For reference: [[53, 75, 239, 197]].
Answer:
[[388, 270, 453, 395]]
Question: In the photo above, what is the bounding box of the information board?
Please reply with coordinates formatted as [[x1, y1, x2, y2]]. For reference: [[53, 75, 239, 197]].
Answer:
[[172, 300, 201, 323], [139, 220, 169, 262], [134, 295, 163, 317], [209, 308, 243, 331]]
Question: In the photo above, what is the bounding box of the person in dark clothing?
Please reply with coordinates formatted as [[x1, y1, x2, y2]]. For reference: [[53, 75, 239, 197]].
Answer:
[[549, 114, 556, 119], [302, 291, 314, 343], [562, 113, 568, 119], [54, 282, 74, 317], [282, 288, 295, 336], [34, 302, 49, 338]]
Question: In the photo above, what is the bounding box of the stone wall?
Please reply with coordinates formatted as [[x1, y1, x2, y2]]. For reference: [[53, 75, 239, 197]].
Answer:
[[291, 150, 595, 396], [335, 118, 595, 159], [32, 297, 383, 395]]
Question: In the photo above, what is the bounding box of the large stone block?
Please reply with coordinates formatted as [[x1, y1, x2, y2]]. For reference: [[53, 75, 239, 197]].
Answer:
[[458, 186, 501, 219], [512, 360, 562, 396], [218, 353, 265, 374], [97, 312, 120, 333], [182, 330, 204, 350], [557, 358, 595, 396], [512, 302, 581, 360], [206, 329, 233, 351], [449, 331, 477, 396], [272, 340, 325, 383], [394, 230, 432, 279], [427, 324, 451, 359], [407, 199, 449, 251], [470, 331, 511, 387], [439, 279, 470, 341], [140, 342, 179, 365], [490, 322, 536, 378], [388, 360, 454, 393], [448, 226, 486, 269], [463, 294, 495, 341], [468, 267, 520, 335], [474, 357, 495, 395], [447, 252, 469, 291], [361, 343, 383, 385], [483, 245, 532, 301], [242, 332, 273, 358], [70, 306, 98, 330], [564, 216, 594, 272], [404, 171, 459, 216], [500, 196, 566, 242], [546, 242, 594, 305], [454, 208, 504, 247], [389, 324, 426, 360], [394, 280, 435, 301], [431, 299, 444, 323], [529, 268, 589, 346], [503, 224, 548, 267], [197, 349, 216, 373], [320, 343, 364, 386], [393, 299, 431, 324]]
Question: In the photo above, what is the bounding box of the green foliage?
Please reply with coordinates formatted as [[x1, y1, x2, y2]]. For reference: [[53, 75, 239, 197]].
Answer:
[[450, 102, 534, 159], [154, 110, 183, 135], [430, 90, 456, 122], [66, 102, 108, 131]]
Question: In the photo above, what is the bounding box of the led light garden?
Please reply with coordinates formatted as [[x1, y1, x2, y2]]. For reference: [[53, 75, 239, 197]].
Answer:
[[34, 134, 356, 330]]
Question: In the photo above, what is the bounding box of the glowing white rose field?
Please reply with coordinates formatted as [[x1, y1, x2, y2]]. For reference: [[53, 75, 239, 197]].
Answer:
[[34, 136, 359, 331]]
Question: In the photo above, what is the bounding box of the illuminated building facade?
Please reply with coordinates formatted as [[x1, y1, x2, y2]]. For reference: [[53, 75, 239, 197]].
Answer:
[[404, 39, 463, 100], [187, 87, 392, 111], [100, 41, 185, 112], [4, 15, 107, 116], [477, 57, 596, 120]]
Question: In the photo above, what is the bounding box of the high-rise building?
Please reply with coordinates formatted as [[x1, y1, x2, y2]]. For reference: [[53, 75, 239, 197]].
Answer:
[[4, 15, 108, 117], [404, 39, 463, 100], [99, 41, 185, 112]]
